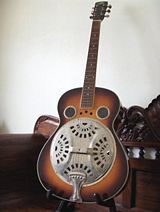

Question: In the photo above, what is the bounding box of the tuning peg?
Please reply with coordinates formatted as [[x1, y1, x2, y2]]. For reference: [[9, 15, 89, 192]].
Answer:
[[107, 5, 112, 9], [105, 15, 110, 18], [107, 9, 111, 13]]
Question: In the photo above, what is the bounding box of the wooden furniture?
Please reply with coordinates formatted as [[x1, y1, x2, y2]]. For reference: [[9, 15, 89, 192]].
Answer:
[[0, 95, 160, 211], [115, 95, 160, 212]]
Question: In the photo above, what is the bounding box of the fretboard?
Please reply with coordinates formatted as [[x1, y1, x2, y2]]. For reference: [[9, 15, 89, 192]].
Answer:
[[81, 20, 101, 108]]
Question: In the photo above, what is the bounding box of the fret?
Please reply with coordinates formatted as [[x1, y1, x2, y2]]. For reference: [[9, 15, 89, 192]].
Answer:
[[90, 37, 99, 40], [89, 43, 98, 47], [86, 65, 97, 70], [88, 50, 98, 55], [90, 36, 99, 40], [85, 71, 96, 74], [83, 80, 95, 84], [81, 100, 94, 102], [83, 81, 95, 84], [87, 55, 97, 59], [83, 80, 96, 85], [86, 71, 96, 74], [82, 96, 94, 101], [81, 103, 94, 108], [86, 66, 96, 68], [82, 92, 95, 96], [82, 90, 95, 94], [83, 89, 94, 93], [87, 62, 97, 66], [87, 58, 97, 61], [87, 59, 97, 63], [84, 75, 96, 78], [81, 99, 95, 103], [90, 35, 98, 38], [86, 63, 97, 67], [89, 45, 98, 49], [83, 89, 95, 94], [85, 69, 96, 73], [84, 82, 95, 85], [83, 90, 95, 94], [88, 51, 97, 56], [89, 41, 98, 45], [82, 96, 94, 100]]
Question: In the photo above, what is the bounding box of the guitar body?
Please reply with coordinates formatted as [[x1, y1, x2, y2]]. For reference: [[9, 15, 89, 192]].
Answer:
[[37, 87, 129, 202]]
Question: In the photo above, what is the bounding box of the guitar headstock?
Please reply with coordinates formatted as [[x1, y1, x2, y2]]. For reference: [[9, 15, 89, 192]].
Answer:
[[90, 1, 112, 21]]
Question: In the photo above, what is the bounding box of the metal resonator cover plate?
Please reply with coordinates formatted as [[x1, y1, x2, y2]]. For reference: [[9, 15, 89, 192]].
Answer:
[[50, 118, 116, 186]]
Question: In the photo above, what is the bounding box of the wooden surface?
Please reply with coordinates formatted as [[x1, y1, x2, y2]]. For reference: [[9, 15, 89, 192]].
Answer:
[[2, 205, 115, 212], [0, 134, 47, 210], [116, 95, 160, 211]]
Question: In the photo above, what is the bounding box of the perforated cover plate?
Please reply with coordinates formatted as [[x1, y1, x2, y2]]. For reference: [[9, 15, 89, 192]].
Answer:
[[50, 118, 116, 186]]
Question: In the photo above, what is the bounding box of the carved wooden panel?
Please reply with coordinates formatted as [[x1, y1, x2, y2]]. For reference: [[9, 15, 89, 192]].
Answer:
[[114, 96, 160, 211], [115, 95, 160, 143]]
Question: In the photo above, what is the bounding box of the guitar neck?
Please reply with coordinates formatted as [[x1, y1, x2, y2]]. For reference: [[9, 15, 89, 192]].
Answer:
[[81, 20, 101, 109]]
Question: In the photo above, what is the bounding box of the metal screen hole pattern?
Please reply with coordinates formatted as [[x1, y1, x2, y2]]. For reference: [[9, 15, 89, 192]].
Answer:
[[50, 118, 116, 185]]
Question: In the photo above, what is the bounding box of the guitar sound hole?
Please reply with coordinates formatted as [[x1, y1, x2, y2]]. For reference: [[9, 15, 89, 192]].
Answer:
[[96, 106, 110, 119], [64, 106, 76, 119]]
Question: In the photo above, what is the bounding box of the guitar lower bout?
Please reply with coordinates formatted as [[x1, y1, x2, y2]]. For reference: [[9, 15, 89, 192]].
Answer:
[[37, 87, 129, 203]]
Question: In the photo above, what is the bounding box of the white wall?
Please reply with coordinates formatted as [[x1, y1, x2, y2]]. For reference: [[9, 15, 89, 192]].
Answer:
[[0, 0, 160, 133]]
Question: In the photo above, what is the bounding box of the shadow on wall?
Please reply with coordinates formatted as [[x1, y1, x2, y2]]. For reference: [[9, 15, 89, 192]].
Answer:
[[0, 121, 9, 133]]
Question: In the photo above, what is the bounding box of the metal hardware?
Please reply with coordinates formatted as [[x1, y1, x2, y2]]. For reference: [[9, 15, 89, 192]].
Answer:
[[69, 172, 86, 202], [50, 118, 116, 201]]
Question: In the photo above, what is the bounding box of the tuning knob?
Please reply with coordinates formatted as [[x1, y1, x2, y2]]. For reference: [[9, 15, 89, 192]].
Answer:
[[105, 15, 110, 18], [108, 5, 112, 9]]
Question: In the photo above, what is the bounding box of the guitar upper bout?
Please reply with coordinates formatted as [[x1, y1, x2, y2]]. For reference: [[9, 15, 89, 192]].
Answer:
[[58, 87, 120, 128]]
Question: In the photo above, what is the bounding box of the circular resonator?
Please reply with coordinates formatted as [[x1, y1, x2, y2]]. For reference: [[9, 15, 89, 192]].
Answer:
[[96, 106, 110, 119], [50, 117, 116, 186], [64, 106, 76, 119]]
